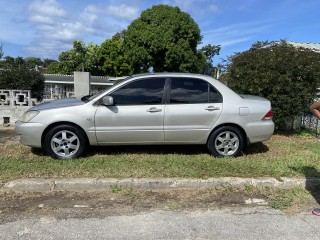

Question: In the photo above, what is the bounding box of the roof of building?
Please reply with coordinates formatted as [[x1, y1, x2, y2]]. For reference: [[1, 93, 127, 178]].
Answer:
[[287, 41, 320, 52], [43, 74, 127, 86]]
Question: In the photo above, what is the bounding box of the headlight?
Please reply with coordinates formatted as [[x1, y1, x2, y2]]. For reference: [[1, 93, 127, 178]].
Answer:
[[19, 110, 40, 123]]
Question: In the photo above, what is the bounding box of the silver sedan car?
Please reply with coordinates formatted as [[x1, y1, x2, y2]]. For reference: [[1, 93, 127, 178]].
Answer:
[[16, 73, 274, 159]]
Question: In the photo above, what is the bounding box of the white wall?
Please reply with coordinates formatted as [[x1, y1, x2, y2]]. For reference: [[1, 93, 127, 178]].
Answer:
[[0, 89, 37, 127]]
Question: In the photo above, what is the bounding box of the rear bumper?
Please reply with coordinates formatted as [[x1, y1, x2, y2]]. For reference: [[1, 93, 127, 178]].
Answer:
[[245, 121, 275, 143], [15, 121, 46, 148]]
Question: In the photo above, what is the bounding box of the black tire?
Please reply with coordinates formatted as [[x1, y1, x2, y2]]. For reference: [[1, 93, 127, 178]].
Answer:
[[44, 124, 87, 159], [207, 126, 244, 157]]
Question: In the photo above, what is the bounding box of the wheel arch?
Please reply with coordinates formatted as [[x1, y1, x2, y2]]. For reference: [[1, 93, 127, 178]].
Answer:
[[208, 123, 249, 147], [41, 121, 89, 148]]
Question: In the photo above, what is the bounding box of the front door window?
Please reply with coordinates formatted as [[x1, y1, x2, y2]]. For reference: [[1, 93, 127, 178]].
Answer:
[[111, 78, 166, 105], [95, 78, 166, 144]]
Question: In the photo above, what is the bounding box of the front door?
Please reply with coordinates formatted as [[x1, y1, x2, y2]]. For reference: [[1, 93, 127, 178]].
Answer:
[[94, 77, 166, 144]]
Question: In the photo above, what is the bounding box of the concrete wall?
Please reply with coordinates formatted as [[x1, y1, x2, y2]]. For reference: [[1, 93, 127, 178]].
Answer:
[[0, 90, 37, 127], [74, 72, 91, 97], [0, 106, 29, 126], [0, 72, 92, 127]]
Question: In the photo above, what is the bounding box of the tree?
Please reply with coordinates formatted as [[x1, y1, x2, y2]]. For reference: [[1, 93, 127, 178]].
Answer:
[[0, 69, 45, 100], [199, 44, 221, 76], [0, 56, 44, 70], [200, 44, 221, 66], [96, 33, 131, 76], [43, 58, 58, 68], [3, 56, 14, 68], [225, 41, 320, 131], [0, 44, 3, 60], [44, 61, 60, 74], [24, 57, 43, 69], [58, 40, 102, 75], [123, 4, 207, 73], [59, 40, 87, 74], [42, 59, 59, 73], [251, 40, 272, 49], [15, 57, 25, 69], [85, 42, 102, 76]]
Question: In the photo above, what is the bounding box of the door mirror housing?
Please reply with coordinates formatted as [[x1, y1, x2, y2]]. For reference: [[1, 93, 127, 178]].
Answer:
[[101, 96, 114, 106]]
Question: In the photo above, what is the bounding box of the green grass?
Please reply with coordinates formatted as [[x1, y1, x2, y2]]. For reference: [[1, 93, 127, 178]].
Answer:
[[243, 186, 314, 211], [1, 134, 320, 182]]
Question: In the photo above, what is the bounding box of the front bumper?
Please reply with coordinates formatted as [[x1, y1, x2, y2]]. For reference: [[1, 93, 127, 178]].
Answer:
[[15, 121, 46, 148]]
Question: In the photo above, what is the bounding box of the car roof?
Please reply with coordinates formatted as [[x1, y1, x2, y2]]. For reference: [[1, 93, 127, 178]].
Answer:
[[129, 72, 214, 79]]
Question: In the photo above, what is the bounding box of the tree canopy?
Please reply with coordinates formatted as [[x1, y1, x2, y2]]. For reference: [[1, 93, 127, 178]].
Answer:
[[225, 41, 320, 131], [123, 4, 208, 73], [97, 33, 131, 77], [0, 54, 57, 72], [58, 40, 88, 74], [0, 44, 3, 60]]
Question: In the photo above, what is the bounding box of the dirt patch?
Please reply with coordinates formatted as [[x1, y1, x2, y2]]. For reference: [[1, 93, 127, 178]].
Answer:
[[0, 128, 19, 145], [0, 189, 270, 224]]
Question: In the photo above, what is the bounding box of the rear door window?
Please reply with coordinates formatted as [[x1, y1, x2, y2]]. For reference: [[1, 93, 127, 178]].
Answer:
[[169, 78, 222, 104]]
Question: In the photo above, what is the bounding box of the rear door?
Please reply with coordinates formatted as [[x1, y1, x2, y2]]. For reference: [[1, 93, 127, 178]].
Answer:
[[164, 77, 223, 143]]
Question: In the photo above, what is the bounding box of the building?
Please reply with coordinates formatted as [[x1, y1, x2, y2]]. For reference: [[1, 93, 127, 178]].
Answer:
[[287, 42, 320, 52], [0, 72, 126, 126], [43, 73, 126, 100]]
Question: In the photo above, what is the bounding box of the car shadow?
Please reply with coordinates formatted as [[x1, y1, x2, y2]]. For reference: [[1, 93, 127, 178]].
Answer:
[[30, 142, 270, 158], [30, 145, 210, 157], [30, 147, 47, 156], [86, 144, 209, 156], [85, 142, 270, 157], [289, 166, 320, 205], [243, 142, 269, 155]]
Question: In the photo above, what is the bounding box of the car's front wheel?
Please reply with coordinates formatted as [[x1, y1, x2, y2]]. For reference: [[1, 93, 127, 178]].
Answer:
[[207, 126, 244, 157], [44, 124, 87, 159]]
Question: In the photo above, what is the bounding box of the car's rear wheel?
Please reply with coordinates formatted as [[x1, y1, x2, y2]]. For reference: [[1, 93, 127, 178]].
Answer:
[[207, 126, 244, 157], [44, 124, 87, 159]]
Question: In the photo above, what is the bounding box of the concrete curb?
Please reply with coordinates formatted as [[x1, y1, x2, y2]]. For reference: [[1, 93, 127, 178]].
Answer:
[[1, 177, 320, 193]]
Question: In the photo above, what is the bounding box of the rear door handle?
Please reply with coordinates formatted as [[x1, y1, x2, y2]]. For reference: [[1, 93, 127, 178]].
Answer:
[[205, 106, 220, 111], [146, 107, 162, 113]]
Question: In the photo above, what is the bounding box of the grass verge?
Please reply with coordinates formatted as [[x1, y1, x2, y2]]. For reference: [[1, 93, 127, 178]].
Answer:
[[1, 134, 320, 182]]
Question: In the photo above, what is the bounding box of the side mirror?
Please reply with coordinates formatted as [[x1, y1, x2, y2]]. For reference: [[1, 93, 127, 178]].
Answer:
[[101, 96, 114, 106]]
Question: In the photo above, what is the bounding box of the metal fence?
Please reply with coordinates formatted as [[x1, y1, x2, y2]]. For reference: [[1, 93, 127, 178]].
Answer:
[[301, 112, 320, 136]]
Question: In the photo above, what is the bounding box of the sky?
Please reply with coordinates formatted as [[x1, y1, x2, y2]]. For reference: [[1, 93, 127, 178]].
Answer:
[[0, 0, 319, 64]]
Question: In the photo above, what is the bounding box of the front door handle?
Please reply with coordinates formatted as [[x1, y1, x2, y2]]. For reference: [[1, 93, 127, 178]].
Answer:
[[205, 106, 220, 111], [146, 107, 162, 113]]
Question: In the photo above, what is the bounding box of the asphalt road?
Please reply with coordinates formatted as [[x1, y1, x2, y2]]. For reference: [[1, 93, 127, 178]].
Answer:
[[0, 190, 319, 240], [1, 207, 320, 240]]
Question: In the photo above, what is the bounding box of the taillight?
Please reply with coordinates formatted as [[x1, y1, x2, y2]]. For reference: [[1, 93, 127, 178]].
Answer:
[[262, 110, 273, 120]]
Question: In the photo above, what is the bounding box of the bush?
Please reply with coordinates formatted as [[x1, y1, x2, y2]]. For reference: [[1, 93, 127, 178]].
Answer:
[[225, 41, 320, 131], [0, 68, 45, 101]]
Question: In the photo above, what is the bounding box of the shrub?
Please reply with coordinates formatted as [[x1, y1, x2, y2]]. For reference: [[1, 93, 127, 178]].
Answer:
[[225, 41, 320, 131], [0, 68, 45, 101]]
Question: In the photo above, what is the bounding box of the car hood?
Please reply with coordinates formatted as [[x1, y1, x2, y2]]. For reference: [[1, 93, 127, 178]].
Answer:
[[29, 97, 85, 111]]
